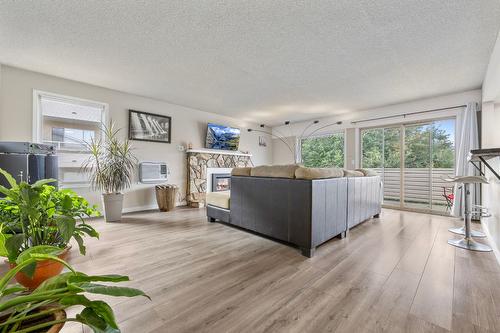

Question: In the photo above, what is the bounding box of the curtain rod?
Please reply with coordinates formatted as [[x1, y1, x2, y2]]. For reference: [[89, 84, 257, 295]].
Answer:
[[350, 104, 468, 125]]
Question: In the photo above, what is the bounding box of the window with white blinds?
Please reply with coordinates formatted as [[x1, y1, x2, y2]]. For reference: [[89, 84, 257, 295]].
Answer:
[[33, 91, 107, 188]]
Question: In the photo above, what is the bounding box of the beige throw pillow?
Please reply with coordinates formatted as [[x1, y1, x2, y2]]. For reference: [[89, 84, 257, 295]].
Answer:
[[250, 164, 299, 178], [231, 167, 252, 176], [343, 169, 364, 177], [295, 167, 344, 180], [355, 168, 378, 176]]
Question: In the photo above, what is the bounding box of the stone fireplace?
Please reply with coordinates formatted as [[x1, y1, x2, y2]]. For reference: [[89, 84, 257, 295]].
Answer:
[[187, 149, 252, 207]]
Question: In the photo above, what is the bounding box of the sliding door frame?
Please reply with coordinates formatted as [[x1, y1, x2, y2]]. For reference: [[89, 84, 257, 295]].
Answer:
[[359, 116, 456, 215]]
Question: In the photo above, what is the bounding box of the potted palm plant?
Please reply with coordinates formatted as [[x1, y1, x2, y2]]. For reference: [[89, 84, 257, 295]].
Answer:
[[0, 169, 100, 289], [82, 122, 137, 222], [0, 246, 149, 332]]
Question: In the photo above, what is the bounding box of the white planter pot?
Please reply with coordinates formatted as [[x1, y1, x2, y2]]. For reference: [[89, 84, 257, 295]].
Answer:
[[102, 193, 124, 222]]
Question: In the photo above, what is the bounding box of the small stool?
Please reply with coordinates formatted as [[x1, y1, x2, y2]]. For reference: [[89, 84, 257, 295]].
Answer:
[[445, 180, 490, 237], [449, 204, 490, 237], [443, 176, 492, 252]]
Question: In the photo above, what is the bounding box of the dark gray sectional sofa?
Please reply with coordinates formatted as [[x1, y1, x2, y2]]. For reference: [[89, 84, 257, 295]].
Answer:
[[347, 176, 382, 229], [207, 165, 381, 257]]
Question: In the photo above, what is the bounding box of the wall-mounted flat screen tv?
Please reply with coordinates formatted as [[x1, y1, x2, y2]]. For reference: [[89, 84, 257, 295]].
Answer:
[[205, 123, 240, 151]]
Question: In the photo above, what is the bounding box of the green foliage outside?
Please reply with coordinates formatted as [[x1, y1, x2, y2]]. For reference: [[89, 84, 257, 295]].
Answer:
[[361, 128, 384, 168], [301, 133, 344, 168], [361, 122, 454, 169], [427, 125, 455, 168]]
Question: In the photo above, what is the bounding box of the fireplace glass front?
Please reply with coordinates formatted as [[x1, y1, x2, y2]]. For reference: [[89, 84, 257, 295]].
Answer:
[[211, 173, 231, 192]]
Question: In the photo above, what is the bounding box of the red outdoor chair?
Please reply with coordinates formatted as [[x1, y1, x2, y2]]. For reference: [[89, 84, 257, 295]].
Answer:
[[442, 186, 454, 212]]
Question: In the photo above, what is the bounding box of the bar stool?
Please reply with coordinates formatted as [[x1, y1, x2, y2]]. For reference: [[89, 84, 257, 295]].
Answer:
[[449, 205, 490, 237], [443, 176, 492, 252], [449, 206, 488, 237]]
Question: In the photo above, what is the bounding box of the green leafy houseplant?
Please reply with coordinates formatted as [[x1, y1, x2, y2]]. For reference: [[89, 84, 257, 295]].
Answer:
[[82, 122, 137, 222], [0, 169, 100, 262], [0, 246, 149, 333]]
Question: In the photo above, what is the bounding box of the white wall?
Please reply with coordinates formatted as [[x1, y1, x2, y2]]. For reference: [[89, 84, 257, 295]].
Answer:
[[272, 89, 482, 166], [483, 33, 500, 102], [482, 31, 500, 260], [0, 64, 2, 118], [271, 136, 296, 165], [0, 65, 272, 212], [481, 102, 500, 258]]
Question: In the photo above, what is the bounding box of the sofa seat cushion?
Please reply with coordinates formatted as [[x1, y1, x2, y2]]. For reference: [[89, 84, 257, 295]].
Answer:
[[250, 164, 299, 178], [206, 191, 230, 209], [231, 167, 252, 176], [355, 168, 379, 176], [295, 167, 344, 180], [344, 169, 364, 177]]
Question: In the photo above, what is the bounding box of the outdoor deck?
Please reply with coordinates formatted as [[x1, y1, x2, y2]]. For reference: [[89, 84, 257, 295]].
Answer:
[[374, 168, 455, 213]]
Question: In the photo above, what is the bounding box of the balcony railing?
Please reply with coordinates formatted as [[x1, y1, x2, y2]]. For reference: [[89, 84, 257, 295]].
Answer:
[[373, 167, 455, 213]]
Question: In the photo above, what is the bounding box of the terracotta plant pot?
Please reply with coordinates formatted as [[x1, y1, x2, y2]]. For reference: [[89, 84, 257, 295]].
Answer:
[[0, 307, 66, 333], [10, 247, 70, 290]]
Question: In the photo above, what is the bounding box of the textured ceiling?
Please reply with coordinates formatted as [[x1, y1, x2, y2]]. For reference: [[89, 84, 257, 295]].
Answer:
[[1, 1, 500, 125]]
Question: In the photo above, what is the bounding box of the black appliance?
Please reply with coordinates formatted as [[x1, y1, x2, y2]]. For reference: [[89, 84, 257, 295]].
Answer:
[[0, 142, 55, 155], [0, 142, 58, 190]]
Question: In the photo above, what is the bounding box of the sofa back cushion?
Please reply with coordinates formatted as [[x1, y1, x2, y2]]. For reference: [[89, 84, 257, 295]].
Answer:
[[344, 169, 364, 177], [231, 167, 252, 176], [295, 167, 344, 180], [250, 164, 299, 178], [355, 168, 378, 176]]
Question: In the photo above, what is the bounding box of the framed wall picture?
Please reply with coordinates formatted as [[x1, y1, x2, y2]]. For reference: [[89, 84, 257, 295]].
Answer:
[[128, 110, 171, 143], [258, 136, 267, 147]]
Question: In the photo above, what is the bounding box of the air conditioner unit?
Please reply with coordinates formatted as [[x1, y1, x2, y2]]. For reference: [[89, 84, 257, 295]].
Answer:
[[139, 161, 168, 184]]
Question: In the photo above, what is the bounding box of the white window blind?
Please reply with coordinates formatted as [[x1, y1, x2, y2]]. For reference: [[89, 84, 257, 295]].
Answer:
[[40, 97, 103, 123]]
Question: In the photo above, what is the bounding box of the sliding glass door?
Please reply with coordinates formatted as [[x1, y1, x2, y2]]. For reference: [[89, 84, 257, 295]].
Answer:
[[430, 119, 456, 212], [404, 123, 432, 210], [361, 118, 455, 214], [361, 126, 401, 206]]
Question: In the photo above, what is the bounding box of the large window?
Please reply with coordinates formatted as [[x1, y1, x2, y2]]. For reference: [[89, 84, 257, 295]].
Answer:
[[300, 132, 344, 168], [33, 91, 107, 188]]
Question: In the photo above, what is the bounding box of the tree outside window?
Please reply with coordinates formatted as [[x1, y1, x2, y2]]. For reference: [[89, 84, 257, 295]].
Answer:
[[300, 133, 344, 168], [361, 120, 454, 169]]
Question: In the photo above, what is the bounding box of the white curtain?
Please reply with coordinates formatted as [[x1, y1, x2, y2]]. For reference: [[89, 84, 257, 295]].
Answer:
[[451, 102, 480, 217]]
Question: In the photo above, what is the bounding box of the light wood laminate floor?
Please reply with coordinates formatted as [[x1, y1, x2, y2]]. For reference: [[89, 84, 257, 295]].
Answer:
[[52, 208, 500, 333]]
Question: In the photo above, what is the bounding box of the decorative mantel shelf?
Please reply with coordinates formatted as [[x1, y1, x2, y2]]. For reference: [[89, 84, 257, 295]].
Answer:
[[186, 149, 253, 207], [186, 148, 252, 157]]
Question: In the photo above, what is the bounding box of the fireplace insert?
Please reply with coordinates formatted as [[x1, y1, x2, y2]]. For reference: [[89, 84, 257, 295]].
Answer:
[[211, 173, 231, 192]]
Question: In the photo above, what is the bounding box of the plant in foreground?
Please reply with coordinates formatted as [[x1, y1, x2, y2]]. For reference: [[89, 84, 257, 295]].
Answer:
[[0, 246, 149, 333], [0, 168, 100, 262]]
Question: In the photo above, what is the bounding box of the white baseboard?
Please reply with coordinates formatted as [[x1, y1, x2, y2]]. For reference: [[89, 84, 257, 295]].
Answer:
[[122, 201, 188, 214], [122, 205, 159, 214]]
